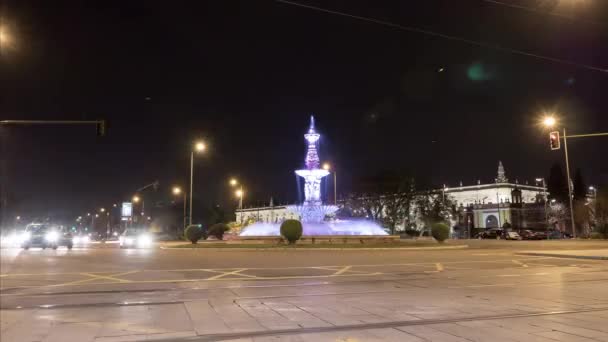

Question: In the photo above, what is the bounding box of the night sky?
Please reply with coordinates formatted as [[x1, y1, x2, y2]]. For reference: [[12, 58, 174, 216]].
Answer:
[[2, 0, 607, 223]]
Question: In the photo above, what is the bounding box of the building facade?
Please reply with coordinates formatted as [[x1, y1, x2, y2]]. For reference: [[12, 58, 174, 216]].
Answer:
[[236, 161, 548, 233]]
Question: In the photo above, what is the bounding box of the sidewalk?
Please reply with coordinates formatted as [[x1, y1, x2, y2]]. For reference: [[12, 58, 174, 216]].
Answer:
[[517, 249, 608, 260]]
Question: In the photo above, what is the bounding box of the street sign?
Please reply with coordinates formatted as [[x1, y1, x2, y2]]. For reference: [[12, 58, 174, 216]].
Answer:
[[121, 202, 133, 218]]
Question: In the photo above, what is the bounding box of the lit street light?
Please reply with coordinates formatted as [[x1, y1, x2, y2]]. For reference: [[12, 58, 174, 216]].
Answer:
[[322, 163, 337, 205], [100, 208, 105, 213], [229, 178, 244, 209], [189, 140, 207, 226], [172, 186, 187, 232]]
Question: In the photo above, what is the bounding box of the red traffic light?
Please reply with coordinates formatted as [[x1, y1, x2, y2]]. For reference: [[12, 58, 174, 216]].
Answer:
[[549, 131, 560, 150]]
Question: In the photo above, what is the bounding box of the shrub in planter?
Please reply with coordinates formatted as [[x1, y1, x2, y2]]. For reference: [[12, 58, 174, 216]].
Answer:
[[280, 219, 303, 245], [431, 222, 450, 243], [185, 225, 204, 244], [208, 223, 230, 240]]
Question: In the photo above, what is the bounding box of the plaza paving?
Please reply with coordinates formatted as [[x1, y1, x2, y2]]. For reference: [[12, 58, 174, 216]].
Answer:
[[1, 241, 607, 341]]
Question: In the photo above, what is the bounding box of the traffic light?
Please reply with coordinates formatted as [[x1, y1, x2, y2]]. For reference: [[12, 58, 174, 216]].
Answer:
[[96, 120, 107, 137], [549, 131, 560, 150]]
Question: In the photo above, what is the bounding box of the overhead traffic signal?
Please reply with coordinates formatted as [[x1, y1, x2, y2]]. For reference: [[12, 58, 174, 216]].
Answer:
[[549, 131, 560, 150], [96, 120, 107, 137]]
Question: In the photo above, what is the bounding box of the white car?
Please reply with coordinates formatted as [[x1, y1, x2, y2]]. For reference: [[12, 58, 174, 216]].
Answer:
[[119, 229, 153, 248]]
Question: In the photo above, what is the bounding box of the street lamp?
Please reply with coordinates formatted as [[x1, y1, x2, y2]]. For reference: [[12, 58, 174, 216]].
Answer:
[[542, 115, 576, 238], [189, 140, 207, 226], [229, 179, 244, 210], [132, 194, 145, 218], [172, 186, 187, 231], [322, 163, 337, 205], [589, 186, 597, 198], [100, 208, 105, 213]]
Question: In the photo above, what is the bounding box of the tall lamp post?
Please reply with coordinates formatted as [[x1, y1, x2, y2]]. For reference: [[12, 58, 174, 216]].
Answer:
[[322, 163, 337, 205], [172, 186, 187, 232], [542, 116, 576, 238], [132, 195, 143, 225], [190, 141, 206, 226], [229, 179, 244, 210]]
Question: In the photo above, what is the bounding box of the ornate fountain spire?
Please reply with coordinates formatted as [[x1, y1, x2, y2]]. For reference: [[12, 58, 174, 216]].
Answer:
[[304, 115, 320, 170], [496, 160, 508, 183]]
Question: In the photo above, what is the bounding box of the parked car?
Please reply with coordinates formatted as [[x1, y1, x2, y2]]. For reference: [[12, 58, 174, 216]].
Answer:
[[519, 230, 542, 240], [504, 231, 522, 240], [21, 224, 73, 250], [476, 228, 504, 239]]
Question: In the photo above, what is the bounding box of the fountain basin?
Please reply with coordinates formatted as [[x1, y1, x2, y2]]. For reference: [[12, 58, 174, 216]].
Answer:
[[239, 219, 389, 237]]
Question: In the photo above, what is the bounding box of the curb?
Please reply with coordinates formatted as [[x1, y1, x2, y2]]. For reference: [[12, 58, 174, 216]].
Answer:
[[516, 252, 608, 260], [159, 245, 469, 251]]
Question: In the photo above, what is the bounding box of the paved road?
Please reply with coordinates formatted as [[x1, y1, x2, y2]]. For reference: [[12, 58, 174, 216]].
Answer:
[[1, 241, 608, 341]]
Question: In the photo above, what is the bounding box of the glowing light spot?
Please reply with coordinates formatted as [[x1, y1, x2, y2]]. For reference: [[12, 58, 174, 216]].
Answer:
[[467, 63, 491, 81]]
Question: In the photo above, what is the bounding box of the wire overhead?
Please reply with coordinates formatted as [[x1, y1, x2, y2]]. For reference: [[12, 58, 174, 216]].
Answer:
[[274, 0, 607, 74]]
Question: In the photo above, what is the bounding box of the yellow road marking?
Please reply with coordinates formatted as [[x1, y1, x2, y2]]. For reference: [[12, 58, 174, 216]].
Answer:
[[333, 266, 352, 275], [205, 268, 257, 280], [512, 259, 529, 268], [52, 270, 138, 287], [0, 257, 562, 278], [435, 263, 444, 272]]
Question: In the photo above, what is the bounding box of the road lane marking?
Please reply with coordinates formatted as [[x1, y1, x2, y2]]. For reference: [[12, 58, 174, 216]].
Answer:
[[333, 266, 352, 275], [205, 268, 257, 280], [53, 271, 138, 287], [0, 256, 565, 278], [435, 263, 444, 272], [512, 259, 528, 267]]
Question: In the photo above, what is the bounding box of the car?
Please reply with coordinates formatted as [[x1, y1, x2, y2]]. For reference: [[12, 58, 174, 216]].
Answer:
[[71, 233, 91, 246], [21, 224, 73, 250], [119, 229, 153, 248], [519, 230, 538, 240], [504, 231, 521, 240], [1, 229, 25, 247], [476, 228, 504, 239]]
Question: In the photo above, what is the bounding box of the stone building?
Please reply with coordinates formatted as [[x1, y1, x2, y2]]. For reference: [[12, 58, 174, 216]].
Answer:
[[236, 161, 548, 233]]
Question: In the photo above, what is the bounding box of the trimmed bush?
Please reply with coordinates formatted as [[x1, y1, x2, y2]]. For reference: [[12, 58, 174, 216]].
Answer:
[[208, 223, 230, 240], [431, 222, 450, 243], [280, 219, 303, 244], [185, 225, 203, 244]]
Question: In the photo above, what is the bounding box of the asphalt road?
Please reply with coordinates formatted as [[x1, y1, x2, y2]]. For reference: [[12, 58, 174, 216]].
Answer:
[[1, 241, 608, 341]]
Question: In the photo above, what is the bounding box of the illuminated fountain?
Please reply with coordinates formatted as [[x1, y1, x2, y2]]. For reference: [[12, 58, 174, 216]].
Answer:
[[239, 116, 387, 236]]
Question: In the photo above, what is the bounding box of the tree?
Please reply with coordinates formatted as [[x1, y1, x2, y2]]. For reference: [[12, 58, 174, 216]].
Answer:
[[591, 186, 608, 226], [382, 178, 416, 235], [346, 193, 384, 222], [416, 190, 453, 233], [548, 163, 568, 203], [573, 168, 587, 202], [572, 168, 591, 236], [547, 202, 568, 228]]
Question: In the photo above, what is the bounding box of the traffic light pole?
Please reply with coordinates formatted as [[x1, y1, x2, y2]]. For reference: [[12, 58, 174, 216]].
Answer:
[[562, 128, 575, 239], [556, 130, 607, 238], [0, 120, 107, 136]]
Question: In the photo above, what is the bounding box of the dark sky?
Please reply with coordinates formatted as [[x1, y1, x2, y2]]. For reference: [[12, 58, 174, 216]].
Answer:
[[2, 0, 607, 222]]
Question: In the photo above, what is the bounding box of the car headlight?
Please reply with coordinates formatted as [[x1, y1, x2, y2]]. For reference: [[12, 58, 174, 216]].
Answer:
[[20, 232, 31, 242], [137, 234, 152, 245], [73, 236, 80, 243], [124, 237, 134, 245], [82, 236, 90, 243], [45, 231, 59, 242]]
